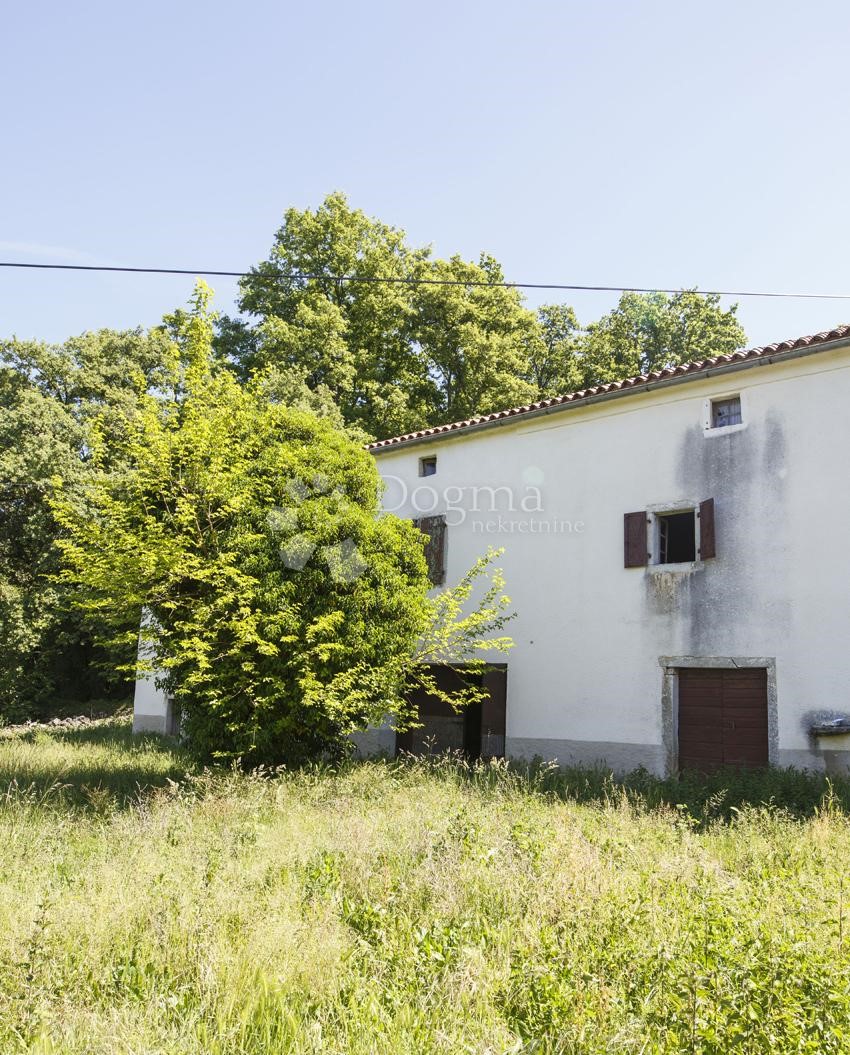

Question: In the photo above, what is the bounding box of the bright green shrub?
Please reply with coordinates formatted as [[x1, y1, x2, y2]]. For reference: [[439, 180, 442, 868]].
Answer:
[[52, 286, 434, 764]]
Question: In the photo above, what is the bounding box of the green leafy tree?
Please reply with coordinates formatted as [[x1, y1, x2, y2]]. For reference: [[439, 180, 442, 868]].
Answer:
[[5, 328, 175, 442], [525, 303, 584, 397], [231, 194, 543, 437], [230, 196, 749, 434], [234, 192, 433, 438], [0, 328, 173, 719], [53, 286, 512, 764], [409, 254, 539, 422], [580, 290, 746, 385], [0, 383, 87, 718]]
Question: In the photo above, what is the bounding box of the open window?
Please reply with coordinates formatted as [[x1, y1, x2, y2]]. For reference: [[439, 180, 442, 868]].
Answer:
[[657, 511, 696, 563], [624, 499, 716, 567]]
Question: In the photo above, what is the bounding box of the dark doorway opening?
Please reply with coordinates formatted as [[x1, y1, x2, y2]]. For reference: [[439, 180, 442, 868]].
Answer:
[[396, 664, 507, 760]]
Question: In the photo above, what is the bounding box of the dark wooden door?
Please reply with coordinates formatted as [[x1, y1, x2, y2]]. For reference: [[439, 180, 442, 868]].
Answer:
[[396, 664, 507, 759], [678, 667, 768, 772], [396, 666, 470, 756]]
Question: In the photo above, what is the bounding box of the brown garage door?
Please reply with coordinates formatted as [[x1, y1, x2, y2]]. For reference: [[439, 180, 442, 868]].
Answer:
[[678, 667, 768, 772]]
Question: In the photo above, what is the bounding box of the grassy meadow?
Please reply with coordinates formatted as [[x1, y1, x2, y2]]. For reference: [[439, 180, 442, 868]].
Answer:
[[2, 718, 850, 1053]]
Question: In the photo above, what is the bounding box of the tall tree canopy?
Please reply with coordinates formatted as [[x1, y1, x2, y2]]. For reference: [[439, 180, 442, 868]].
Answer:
[[232, 192, 429, 438], [523, 303, 584, 397], [229, 194, 540, 436], [407, 254, 539, 423], [225, 194, 747, 440]]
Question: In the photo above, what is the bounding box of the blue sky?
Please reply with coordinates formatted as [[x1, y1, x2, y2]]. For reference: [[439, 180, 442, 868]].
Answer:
[[2, 0, 849, 347]]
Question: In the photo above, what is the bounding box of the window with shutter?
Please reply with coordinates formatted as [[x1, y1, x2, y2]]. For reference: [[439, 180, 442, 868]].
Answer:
[[626, 501, 717, 568], [413, 514, 447, 584]]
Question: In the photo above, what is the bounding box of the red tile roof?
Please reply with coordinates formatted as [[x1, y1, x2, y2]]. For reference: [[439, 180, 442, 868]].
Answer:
[[368, 323, 850, 452]]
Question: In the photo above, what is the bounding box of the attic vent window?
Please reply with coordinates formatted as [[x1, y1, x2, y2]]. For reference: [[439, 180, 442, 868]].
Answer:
[[657, 511, 697, 564], [711, 396, 742, 428], [419, 456, 437, 477]]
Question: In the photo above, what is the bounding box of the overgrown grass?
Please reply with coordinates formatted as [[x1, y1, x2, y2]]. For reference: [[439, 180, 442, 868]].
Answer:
[[0, 714, 195, 807], [2, 719, 850, 1053]]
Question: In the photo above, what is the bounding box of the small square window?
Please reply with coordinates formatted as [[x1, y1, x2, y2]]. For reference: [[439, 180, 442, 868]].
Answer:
[[656, 510, 696, 564], [419, 456, 437, 477], [710, 396, 742, 429]]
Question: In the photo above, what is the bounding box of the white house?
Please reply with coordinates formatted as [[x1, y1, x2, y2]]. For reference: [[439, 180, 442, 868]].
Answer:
[[135, 323, 850, 775]]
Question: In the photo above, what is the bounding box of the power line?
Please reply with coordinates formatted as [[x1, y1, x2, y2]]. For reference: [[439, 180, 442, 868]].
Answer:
[[1, 259, 849, 300]]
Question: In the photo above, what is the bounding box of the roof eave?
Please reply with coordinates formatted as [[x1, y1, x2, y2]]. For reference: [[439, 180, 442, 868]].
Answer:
[[370, 335, 850, 455]]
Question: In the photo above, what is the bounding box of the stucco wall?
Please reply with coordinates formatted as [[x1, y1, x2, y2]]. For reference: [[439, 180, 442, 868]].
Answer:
[[132, 615, 176, 735], [132, 671, 175, 735], [374, 345, 850, 774]]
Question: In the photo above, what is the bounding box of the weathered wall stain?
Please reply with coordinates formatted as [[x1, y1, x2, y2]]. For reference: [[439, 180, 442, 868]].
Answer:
[[645, 414, 793, 659]]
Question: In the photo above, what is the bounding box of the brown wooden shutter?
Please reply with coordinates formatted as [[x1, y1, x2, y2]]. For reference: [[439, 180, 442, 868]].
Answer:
[[698, 498, 716, 559], [414, 515, 447, 584], [624, 510, 648, 567]]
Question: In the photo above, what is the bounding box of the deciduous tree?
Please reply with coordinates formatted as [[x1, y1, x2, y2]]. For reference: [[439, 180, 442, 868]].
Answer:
[[231, 194, 542, 437], [579, 290, 746, 384], [525, 303, 584, 397], [409, 254, 539, 422], [235, 192, 432, 438], [53, 286, 513, 763]]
